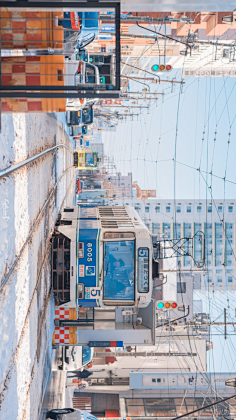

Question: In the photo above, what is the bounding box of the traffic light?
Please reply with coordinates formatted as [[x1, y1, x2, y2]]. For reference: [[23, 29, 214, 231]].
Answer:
[[156, 300, 178, 310], [151, 64, 172, 72]]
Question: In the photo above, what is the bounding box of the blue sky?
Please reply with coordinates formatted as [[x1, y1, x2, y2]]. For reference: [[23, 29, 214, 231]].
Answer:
[[102, 70, 236, 374], [102, 71, 236, 200]]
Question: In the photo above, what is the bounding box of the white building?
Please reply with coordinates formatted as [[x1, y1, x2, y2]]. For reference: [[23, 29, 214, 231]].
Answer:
[[114, 198, 236, 292], [89, 142, 104, 158]]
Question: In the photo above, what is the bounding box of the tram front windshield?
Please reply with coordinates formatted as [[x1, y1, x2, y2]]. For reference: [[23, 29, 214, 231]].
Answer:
[[103, 240, 135, 301], [85, 152, 94, 166]]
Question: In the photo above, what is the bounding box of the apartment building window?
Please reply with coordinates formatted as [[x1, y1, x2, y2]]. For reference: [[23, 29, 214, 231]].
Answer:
[[174, 223, 181, 239], [194, 223, 203, 266], [134, 206, 140, 212], [215, 223, 223, 266], [163, 223, 171, 239], [197, 206, 202, 213], [216, 270, 222, 283], [206, 275, 212, 283], [152, 223, 160, 234], [177, 282, 186, 293], [228, 205, 233, 213], [204, 223, 212, 267], [155, 206, 160, 213], [184, 223, 192, 266], [218, 205, 223, 213], [187, 205, 191, 213], [166, 206, 171, 213], [145, 223, 150, 230], [227, 271, 233, 284], [225, 223, 233, 266], [208, 205, 212, 213], [177, 206, 181, 213], [126, 398, 214, 417], [145, 206, 150, 213]]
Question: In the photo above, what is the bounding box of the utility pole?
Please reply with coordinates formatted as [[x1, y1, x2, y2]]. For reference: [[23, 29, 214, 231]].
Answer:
[[98, 105, 150, 108], [122, 76, 185, 84], [121, 91, 164, 95], [224, 308, 227, 339], [93, 351, 197, 357]]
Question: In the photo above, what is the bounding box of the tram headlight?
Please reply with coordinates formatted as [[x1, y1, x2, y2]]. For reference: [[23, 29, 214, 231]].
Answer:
[[78, 242, 84, 258]]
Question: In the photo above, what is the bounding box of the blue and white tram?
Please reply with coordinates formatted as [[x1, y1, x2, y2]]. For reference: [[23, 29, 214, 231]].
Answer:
[[52, 206, 153, 309]]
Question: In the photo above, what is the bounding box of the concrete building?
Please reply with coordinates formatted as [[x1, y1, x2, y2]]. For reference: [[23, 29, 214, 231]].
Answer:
[[103, 172, 133, 199], [88, 12, 236, 60], [89, 143, 104, 159], [72, 372, 236, 419], [114, 198, 236, 292]]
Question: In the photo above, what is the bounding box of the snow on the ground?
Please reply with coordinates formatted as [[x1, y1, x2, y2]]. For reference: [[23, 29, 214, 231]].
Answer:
[[0, 113, 76, 420]]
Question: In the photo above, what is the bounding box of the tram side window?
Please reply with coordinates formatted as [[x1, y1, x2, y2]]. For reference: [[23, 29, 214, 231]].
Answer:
[[103, 240, 135, 301]]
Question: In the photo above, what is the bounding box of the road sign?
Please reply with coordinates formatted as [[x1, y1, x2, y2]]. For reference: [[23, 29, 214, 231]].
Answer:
[[89, 341, 123, 347]]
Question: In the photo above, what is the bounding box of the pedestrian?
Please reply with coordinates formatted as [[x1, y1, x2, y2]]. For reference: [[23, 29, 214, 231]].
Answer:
[[66, 380, 92, 389], [67, 369, 93, 379]]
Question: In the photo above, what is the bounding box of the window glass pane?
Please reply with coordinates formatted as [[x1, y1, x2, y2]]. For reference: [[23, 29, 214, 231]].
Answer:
[[218, 205, 222, 213], [184, 223, 192, 266], [164, 223, 171, 239], [208, 206, 212, 213], [177, 282, 186, 293], [197, 206, 201, 213], [126, 399, 144, 406], [103, 241, 134, 301], [215, 223, 223, 265], [145, 206, 149, 213], [228, 206, 233, 213], [153, 223, 160, 234], [194, 223, 202, 266], [155, 206, 160, 213], [187, 206, 191, 213], [166, 206, 170, 213], [226, 223, 234, 266], [127, 406, 145, 416], [177, 206, 181, 213], [204, 223, 212, 267]]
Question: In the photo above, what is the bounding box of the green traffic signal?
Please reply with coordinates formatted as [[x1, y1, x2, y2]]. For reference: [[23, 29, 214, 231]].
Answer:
[[152, 64, 159, 72]]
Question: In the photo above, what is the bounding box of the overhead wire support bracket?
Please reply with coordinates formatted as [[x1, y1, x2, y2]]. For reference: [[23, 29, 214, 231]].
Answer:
[[136, 22, 192, 53], [153, 230, 205, 268]]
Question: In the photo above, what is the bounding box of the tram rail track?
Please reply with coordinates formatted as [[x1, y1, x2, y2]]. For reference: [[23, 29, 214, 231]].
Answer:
[[0, 143, 71, 181], [0, 167, 75, 412]]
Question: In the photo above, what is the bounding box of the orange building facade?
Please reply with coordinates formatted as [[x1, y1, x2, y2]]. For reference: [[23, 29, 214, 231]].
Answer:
[[1, 8, 66, 113]]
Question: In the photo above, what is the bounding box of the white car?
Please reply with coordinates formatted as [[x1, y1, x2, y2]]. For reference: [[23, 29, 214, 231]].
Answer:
[[47, 408, 99, 420], [57, 346, 94, 371]]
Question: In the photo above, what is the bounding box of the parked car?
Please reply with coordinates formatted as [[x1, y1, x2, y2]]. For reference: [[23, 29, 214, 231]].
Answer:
[[58, 12, 99, 56], [72, 125, 88, 138], [67, 106, 94, 127], [47, 408, 99, 420], [57, 345, 94, 371]]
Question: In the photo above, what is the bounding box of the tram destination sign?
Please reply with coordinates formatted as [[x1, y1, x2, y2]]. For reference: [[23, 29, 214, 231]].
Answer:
[[138, 248, 149, 293]]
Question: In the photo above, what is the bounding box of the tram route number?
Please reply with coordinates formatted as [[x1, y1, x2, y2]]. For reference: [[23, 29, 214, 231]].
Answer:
[[87, 242, 93, 262], [85, 287, 101, 299]]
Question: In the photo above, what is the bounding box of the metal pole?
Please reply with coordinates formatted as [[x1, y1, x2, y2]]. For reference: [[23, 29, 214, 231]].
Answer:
[[0, 92, 119, 99], [121, 76, 185, 84], [224, 308, 227, 340]]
